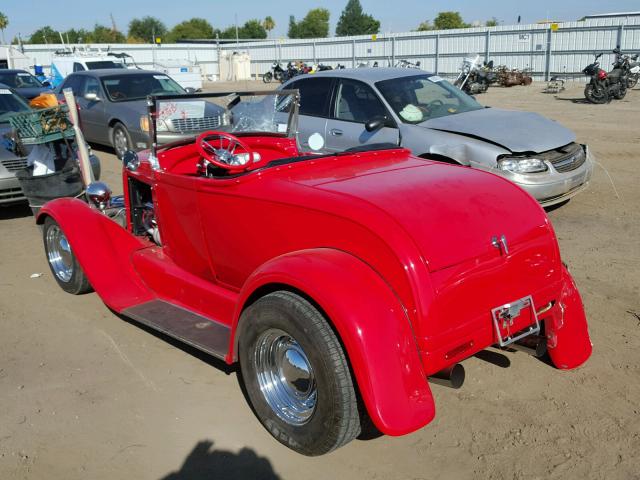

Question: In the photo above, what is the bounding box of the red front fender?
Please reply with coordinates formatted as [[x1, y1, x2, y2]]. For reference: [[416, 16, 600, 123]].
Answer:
[[36, 198, 155, 312], [230, 248, 436, 436], [545, 265, 592, 369]]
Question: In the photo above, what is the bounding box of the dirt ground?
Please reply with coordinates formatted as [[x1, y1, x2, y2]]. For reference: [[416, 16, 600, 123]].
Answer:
[[1, 81, 639, 480]]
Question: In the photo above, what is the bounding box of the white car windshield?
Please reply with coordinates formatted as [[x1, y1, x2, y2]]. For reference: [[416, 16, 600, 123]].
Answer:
[[102, 74, 185, 102], [376, 74, 483, 124]]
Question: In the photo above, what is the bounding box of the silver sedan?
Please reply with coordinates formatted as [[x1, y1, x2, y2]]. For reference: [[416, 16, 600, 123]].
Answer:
[[282, 68, 592, 207]]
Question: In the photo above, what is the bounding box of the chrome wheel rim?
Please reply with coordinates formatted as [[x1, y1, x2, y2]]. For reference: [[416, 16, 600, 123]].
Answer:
[[114, 129, 128, 157], [255, 329, 317, 426], [46, 225, 73, 282]]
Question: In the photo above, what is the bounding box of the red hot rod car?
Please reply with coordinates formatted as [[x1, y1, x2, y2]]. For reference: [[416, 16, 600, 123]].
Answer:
[[38, 90, 591, 455]]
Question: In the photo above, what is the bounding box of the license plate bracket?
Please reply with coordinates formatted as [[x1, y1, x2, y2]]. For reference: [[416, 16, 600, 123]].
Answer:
[[491, 295, 540, 347]]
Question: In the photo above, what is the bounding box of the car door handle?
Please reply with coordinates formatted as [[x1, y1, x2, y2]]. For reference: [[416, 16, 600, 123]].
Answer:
[[329, 129, 343, 136]]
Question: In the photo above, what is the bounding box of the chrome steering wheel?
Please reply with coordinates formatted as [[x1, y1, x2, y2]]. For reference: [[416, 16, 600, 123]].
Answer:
[[196, 131, 255, 174]]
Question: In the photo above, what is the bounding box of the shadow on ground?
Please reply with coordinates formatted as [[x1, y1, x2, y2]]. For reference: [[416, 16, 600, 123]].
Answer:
[[160, 440, 280, 480], [0, 203, 33, 220]]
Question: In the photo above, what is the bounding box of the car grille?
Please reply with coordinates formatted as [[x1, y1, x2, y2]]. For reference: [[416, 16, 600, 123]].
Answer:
[[1, 158, 28, 172], [171, 116, 222, 133], [0, 187, 25, 201], [548, 146, 586, 173]]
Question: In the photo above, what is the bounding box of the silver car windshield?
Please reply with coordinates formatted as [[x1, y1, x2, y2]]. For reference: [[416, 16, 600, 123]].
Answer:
[[102, 73, 185, 102], [0, 72, 43, 88], [376, 75, 483, 124], [0, 88, 30, 122]]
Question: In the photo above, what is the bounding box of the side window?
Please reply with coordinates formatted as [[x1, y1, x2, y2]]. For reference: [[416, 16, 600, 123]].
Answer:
[[73, 62, 86, 72], [334, 79, 388, 123], [82, 77, 101, 97], [291, 78, 333, 117]]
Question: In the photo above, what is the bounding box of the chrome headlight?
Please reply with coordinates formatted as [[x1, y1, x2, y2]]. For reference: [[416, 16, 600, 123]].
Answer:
[[140, 115, 169, 132], [498, 157, 548, 174]]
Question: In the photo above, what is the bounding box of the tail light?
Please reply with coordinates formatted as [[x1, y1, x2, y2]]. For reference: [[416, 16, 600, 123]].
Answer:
[[597, 70, 608, 80]]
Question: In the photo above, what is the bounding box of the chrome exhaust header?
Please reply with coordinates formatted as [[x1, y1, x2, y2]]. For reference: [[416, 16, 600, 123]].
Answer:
[[428, 364, 465, 389]]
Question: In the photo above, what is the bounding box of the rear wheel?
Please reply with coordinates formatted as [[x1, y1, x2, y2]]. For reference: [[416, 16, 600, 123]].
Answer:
[[612, 84, 627, 100], [584, 83, 609, 104], [628, 75, 638, 89], [43, 217, 92, 294], [111, 123, 133, 160], [263, 71, 273, 83], [238, 291, 361, 456]]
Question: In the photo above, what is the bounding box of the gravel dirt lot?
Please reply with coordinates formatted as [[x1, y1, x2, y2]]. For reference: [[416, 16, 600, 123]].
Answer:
[[1, 81, 639, 480]]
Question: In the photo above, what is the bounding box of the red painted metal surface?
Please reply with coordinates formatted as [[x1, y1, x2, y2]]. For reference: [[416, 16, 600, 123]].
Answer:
[[37, 134, 592, 436]]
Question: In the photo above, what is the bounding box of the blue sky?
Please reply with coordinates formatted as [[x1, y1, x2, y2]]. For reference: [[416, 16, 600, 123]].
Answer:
[[1, 0, 638, 40]]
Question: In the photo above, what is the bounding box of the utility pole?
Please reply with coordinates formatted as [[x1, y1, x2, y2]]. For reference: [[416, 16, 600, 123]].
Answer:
[[235, 14, 239, 49]]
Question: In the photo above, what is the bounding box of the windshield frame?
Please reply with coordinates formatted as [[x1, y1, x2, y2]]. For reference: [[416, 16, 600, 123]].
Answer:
[[148, 89, 300, 160], [375, 74, 483, 124], [101, 73, 186, 103]]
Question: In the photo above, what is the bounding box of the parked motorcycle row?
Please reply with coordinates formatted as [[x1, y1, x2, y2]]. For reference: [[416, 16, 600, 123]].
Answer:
[[453, 55, 532, 95], [262, 61, 341, 83], [582, 48, 639, 103]]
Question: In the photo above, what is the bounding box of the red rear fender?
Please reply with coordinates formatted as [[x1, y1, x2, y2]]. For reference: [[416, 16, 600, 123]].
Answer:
[[37, 198, 155, 311], [231, 248, 435, 436]]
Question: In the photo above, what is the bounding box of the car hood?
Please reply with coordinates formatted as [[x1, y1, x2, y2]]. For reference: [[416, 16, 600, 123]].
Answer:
[[420, 108, 576, 153], [15, 86, 50, 100], [292, 152, 553, 272]]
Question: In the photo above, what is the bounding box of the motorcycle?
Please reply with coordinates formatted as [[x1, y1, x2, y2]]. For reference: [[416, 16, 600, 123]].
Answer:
[[263, 62, 286, 84], [626, 53, 639, 89], [454, 55, 494, 95], [583, 50, 629, 104]]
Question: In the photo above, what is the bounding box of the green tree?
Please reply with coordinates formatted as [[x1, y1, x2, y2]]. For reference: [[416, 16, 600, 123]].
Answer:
[[219, 20, 267, 40], [128, 16, 167, 43], [63, 28, 91, 43], [289, 8, 330, 39], [263, 16, 275, 37], [167, 18, 215, 42], [433, 11, 469, 30], [0, 11, 8, 44], [485, 17, 499, 27], [28, 26, 59, 44], [335, 0, 379, 36], [87, 24, 126, 43], [416, 20, 434, 31], [287, 15, 298, 38]]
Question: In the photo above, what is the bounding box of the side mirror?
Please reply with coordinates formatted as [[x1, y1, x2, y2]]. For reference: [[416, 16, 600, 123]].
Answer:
[[184, 87, 197, 94], [84, 92, 100, 102], [42, 81, 51, 87], [122, 150, 140, 171], [365, 117, 386, 132]]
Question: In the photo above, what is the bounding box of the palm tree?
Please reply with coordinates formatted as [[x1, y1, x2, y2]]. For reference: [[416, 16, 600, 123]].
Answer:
[[263, 16, 275, 37], [0, 12, 8, 44]]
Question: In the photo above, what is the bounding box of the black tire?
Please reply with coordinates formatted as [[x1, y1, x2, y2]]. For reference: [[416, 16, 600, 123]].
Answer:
[[628, 75, 638, 89], [584, 83, 609, 104], [263, 71, 273, 84], [238, 291, 361, 456], [612, 85, 627, 100], [111, 122, 133, 160], [42, 216, 92, 295]]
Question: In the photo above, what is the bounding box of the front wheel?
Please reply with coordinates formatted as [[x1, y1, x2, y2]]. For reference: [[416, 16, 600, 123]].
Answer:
[[238, 291, 361, 456], [628, 75, 639, 89], [584, 83, 609, 104], [111, 123, 133, 160], [43, 217, 92, 295], [263, 71, 273, 83]]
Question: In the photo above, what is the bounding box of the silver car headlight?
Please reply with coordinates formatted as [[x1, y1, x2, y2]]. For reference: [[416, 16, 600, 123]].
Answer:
[[140, 115, 169, 132], [498, 158, 548, 174]]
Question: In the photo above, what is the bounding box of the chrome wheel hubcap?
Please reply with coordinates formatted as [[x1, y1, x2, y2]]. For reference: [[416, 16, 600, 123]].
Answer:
[[46, 225, 73, 282], [114, 129, 128, 156], [255, 329, 317, 425]]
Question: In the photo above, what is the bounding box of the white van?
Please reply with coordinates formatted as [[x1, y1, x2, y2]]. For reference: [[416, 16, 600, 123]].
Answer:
[[50, 55, 125, 88]]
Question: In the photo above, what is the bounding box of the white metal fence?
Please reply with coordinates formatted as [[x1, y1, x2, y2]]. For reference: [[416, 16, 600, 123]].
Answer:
[[2, 15, 639, 82]]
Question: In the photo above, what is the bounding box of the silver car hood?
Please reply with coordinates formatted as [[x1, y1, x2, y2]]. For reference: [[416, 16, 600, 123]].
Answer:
[[421, 108, 576, 153]]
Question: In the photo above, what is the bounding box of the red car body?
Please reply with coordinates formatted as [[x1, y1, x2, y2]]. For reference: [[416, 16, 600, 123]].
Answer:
[[37, 133, 591, 445]]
